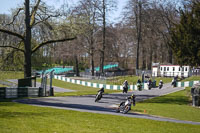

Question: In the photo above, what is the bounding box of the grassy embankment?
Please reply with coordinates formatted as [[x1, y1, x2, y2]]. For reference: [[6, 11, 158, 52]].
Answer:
[[40, 78, 121, 96], [0, 100, 200, 133], [0, 71, 23, 87], [181, 76, 200, 82], [132, 86, 200, 122]]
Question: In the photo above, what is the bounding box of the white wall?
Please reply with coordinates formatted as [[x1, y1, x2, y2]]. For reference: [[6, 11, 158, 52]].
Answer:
[[155, 65, 190, 77], [152, 67, 158, 77]]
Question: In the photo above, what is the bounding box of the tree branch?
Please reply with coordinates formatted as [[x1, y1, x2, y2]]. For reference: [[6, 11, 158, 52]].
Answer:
[[33, 14, 60, 27], [0, 29, 24, 40], [31, 37, 76, 54], [0, 45, 24, 53], [30, 0, 41, 27], [6, 8, 24, 25]]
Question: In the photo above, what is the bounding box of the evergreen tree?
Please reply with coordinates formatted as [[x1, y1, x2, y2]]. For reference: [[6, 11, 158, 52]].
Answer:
[[169, 1, 200, 66]]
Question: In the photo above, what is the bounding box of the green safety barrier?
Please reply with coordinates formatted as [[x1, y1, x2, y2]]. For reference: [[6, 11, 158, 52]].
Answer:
[[95, 64, 119, 71]]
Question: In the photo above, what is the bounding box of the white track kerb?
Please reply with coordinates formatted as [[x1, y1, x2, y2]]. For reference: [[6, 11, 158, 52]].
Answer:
[[54, 75, 200, 90]]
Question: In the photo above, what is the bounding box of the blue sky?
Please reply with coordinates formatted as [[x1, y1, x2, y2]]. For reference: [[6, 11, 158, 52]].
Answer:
[[0, 0, 128, 22]]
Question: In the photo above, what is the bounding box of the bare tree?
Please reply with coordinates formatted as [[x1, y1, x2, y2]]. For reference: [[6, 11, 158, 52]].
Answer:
[[97, 0, 116, 75], [153, 0, 180, 64], [71, 0, 101, 76], [0, 0, 76, 84]]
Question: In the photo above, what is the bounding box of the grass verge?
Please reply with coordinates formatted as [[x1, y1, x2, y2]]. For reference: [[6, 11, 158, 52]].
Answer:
[[132, 87, 200, 122], [0, 71, 23, 81], [37, 79, 121, 96], [181, 76, 200, 82], [0, 101, 199, 133]]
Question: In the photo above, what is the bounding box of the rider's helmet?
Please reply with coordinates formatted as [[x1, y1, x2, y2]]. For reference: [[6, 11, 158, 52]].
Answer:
[[131, 93, 135, 98], [160, 80, 162, 82]]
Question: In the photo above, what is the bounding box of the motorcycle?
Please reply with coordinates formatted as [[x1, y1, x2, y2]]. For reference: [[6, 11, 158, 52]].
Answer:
[[95, 91, 103, 102], [137, 83, 142, 91], [116, 96, 135, 114], [159, 82, 163, 89]]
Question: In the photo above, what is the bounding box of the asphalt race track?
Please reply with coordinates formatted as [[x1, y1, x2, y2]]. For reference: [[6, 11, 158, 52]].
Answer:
[[14, 83, 200, 125]]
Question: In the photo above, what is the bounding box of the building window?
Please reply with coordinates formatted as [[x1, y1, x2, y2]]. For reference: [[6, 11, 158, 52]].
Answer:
[[167, 67, 169, 71], [173, 67, 175, 71], [185, 67, 187, 71], [182, 67, 184, 71], [179, 67, 181, 71], [164, 67, 166, 71], [160, 67, 162, 71]]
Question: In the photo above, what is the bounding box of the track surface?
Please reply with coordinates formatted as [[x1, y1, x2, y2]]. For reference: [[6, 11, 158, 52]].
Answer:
[[15, 83, 200, 125]]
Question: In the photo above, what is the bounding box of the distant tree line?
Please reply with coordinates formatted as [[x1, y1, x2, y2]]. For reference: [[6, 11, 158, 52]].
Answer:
[[0, 0, 199, 78]]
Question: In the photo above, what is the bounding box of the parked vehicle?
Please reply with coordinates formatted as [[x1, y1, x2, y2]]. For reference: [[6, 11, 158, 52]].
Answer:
[[116, 94, 136, 114]]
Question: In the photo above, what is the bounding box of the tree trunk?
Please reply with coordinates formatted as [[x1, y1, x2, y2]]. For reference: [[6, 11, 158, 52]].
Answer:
[[24, 0, 32, 82], [148, 43, 153, 70], [75, 55, 79, 76], [90, 21, 95, 76], [90, 53, 94, 76], [168, 48, 173, 64], [100, 0, 106, 75], [153, 43, 158, 63], [136, 1, 142, 70], [142, 46, 147, 70], [161, 43, 164, 63]]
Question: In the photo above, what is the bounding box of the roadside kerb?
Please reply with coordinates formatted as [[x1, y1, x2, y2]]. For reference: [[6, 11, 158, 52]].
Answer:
[[176, 80, 200, 88]]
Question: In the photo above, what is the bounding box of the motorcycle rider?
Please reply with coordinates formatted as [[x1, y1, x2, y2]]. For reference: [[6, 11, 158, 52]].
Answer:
[[97, 87, 104, 99], [171, 77, 177, 87], [159, 80, 163, 89], [98, 87, 104, 93], [137, 79, 142, 90], [128, 93, 136, 106], [148, 79, 152, 90], [119, 94, 136, 108], [159, 80, 163, 85], [137, 79, 141, 84], [122, 80, 129, 93]]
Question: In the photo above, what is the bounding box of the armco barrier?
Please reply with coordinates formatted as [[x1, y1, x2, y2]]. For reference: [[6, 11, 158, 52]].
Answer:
[[0, 87, 40, 99], [0, 87, 6, 99]]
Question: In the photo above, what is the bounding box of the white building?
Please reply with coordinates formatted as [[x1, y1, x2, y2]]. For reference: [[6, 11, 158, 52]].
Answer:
[[152, 64, 191, 77]]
